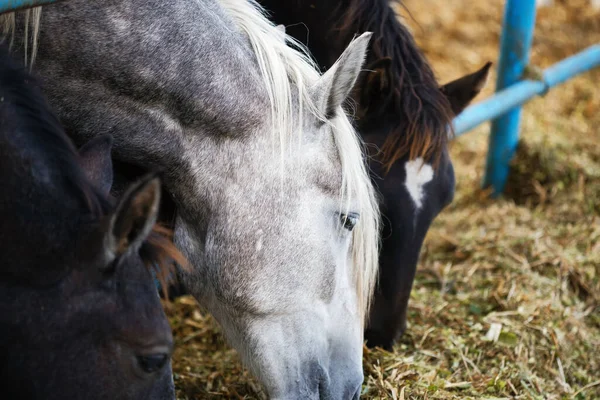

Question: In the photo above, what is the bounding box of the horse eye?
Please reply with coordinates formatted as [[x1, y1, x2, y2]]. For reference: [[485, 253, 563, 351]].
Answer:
[[340, 213, 358, 231]]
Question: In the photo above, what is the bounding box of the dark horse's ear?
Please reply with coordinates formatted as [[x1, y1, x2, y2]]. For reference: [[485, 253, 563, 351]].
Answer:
[[354, 57, 393, 117], [362, 57, 393, 93], [440, 62, 492, 115], [313, 32, 372, 119], [79, 135, 114, 197], [105, 174, 161, 261]]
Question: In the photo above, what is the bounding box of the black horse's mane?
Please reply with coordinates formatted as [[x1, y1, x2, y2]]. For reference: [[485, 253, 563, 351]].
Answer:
[[335, 0, 454, 170]]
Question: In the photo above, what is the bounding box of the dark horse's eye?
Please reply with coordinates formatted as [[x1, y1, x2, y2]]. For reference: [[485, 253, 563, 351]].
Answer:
[[340, 213, 359, 231], [136, 353, 169, 374]]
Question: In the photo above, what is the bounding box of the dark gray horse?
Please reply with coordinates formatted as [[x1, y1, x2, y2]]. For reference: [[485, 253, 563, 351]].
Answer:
[[0, 44, 180, 399], [1, 0, 381, 397]]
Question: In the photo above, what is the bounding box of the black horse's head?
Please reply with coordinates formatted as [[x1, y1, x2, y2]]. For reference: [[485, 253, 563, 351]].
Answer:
[[0, 46, 182, 399], [356, 58, 492, 349]]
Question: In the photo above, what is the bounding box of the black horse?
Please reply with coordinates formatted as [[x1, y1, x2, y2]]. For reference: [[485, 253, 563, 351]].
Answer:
[[0, 46, 185, 399], [258, 0, 491, 349]]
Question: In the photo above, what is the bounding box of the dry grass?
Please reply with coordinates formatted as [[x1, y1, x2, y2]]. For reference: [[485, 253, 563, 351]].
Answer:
[[168, 1, 600, 398]]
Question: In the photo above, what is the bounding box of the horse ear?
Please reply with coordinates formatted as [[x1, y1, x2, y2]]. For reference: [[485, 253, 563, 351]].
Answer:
[[313, 32, 372, 119], [105, 174, 161, 260], [362, 57, 393, 93], [440, 62, 492, 115], [79, 135, 114, 197], [355, 57, 393, 112]]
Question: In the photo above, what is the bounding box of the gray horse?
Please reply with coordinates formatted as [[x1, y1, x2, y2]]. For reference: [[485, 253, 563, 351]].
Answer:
[[2, 0, 380, 398]]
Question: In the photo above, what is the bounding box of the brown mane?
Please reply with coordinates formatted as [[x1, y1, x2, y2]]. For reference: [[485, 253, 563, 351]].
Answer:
[[336, 0, 454, 172], [141, 224, 189, 300], [85, 190, 188, 298]]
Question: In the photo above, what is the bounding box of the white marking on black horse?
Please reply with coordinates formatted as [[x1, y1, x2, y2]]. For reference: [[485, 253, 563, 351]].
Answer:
[[404, 157, 434, 210]]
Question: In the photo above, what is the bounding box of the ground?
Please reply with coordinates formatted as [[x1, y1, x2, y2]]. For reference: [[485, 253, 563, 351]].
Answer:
[[167, 1, 600, 398]]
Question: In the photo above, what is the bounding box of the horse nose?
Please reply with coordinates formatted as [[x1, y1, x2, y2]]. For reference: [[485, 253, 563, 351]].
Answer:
[[316, 364, 363, 400], [136, 346, 172, 374], [350, 384, 361, 400], [344, 374, 363, 400]]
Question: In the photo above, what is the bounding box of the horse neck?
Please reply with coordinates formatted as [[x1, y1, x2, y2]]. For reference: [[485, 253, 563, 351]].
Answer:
[[10, 0, 277, 194], [30, 0, 269, 136]]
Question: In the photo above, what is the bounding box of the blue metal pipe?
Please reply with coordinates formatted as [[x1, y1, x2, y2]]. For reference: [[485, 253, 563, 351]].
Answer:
[[453, 45, 600, 135], [0, 0, 59, 14], [482, 0, 537, 196]]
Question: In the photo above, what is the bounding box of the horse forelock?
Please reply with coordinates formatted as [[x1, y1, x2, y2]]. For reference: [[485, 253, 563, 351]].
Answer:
[[335, 0, 454, 172], [142, 225, 190, 299], [220, 0, 380, 319]]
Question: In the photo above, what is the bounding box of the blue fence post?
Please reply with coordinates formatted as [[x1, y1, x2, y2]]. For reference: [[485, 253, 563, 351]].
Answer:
[[483, 0, 537, 196]]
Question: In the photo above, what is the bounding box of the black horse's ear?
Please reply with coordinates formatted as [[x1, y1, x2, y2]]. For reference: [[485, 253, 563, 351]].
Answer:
[[362, 57, 393, 93], [79, 135, 114, 197], [104, 174, 161, 261], [440, 62, 492, 115], [355, 57, 393, 114]]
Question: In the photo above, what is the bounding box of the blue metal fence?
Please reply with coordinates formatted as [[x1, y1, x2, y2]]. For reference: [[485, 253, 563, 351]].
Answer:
[[483, 0, 537, 196], [454, 0, 600, 196], [453, 46, 600, 135]]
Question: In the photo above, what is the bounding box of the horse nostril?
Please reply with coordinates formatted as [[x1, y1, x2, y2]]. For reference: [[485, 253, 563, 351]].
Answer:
[[352, 385, 361, 400], [136, 353, 169, 373]]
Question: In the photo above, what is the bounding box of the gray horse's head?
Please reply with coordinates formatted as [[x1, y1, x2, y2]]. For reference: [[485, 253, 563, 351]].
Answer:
[[176, 35, 379, 400], [1, 1, 379, 397], [173, 3, 379, 396]]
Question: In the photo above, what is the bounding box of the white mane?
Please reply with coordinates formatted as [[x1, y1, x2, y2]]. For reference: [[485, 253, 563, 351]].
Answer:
[[219, 0, 380, 318], [0, 7, 42, 66]]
